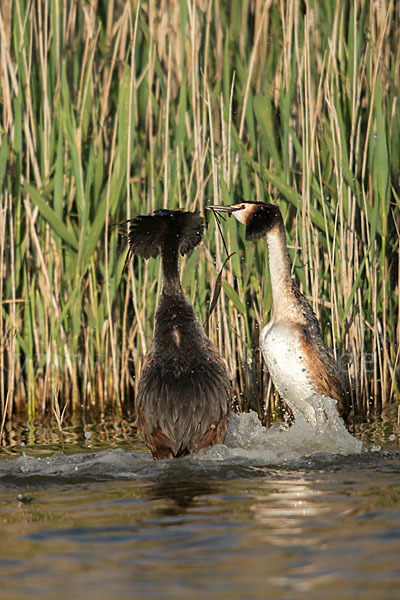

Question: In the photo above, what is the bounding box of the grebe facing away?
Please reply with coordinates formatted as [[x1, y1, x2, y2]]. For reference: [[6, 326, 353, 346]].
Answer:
[[129, 209, 231, 459], [208, 202, 351, 423]]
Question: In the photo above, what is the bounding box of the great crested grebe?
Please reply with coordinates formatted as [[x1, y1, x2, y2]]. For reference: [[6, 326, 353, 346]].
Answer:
[[128, 208, 231, 459], [208, 201, 351, 423]]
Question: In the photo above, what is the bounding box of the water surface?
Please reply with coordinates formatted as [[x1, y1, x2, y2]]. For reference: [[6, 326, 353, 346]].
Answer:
[[1, 405, 399, 599]]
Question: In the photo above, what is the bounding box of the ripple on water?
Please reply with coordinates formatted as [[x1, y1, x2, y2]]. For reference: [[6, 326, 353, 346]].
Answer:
[[0, 396, 370, 484]]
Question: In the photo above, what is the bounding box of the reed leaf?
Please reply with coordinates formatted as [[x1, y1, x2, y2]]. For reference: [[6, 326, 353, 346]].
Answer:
[[0, 0, 398, 423]]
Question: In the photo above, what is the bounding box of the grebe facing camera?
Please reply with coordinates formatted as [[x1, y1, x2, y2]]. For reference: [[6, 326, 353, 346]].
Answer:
[[128, 209, 231, 459], [208, 201, 351, 424]]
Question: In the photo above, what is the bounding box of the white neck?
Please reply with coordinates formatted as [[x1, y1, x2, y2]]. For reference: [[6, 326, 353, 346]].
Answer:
[[266, 226, 303, 322]]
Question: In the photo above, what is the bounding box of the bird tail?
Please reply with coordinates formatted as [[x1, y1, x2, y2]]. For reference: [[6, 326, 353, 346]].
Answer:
[[128, 209, 204, 259]]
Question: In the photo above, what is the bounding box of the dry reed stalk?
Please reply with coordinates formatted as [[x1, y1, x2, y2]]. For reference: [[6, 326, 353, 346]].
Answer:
[[0, 0, 398, 424]]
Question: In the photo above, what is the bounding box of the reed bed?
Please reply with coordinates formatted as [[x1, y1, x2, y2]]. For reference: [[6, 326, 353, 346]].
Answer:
[[0, 0, 399, 428]]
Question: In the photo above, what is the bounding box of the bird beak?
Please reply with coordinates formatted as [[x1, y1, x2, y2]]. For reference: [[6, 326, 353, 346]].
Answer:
[[206, 204, 239, 216]]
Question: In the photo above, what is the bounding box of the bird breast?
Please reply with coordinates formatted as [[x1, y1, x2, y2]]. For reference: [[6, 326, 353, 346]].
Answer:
[[260, 320, 320, 419]]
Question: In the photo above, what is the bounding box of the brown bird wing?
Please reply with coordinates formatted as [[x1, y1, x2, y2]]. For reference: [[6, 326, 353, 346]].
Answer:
[[299, 325, 351, 420]]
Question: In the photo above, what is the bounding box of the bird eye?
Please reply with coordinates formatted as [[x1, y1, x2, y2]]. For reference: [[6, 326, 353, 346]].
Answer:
[[240, 204, 246, 209]]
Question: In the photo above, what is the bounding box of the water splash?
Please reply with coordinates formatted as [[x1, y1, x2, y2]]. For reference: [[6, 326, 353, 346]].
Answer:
[[200, 395, 362, 463], [0, 395, 362, 482]]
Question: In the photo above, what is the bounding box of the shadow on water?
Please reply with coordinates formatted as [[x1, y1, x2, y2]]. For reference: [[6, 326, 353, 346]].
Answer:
[[148, 474, 221, 514]]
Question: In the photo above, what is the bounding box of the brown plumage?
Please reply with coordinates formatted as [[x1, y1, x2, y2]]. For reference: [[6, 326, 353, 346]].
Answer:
[[208, 201, 352, 423], [129, 209, 231, 459]]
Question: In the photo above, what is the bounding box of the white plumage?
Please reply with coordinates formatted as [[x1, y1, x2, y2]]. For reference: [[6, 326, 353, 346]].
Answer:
[[208, 201, 351, 423]]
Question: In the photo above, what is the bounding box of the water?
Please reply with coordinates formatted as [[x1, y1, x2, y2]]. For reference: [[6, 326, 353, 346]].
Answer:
[[1, 399, 400, 599]]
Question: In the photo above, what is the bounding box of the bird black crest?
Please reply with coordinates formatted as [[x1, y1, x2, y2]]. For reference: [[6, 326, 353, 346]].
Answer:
[[128, 209, 204, 259], [246, 204, 283, 241]]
